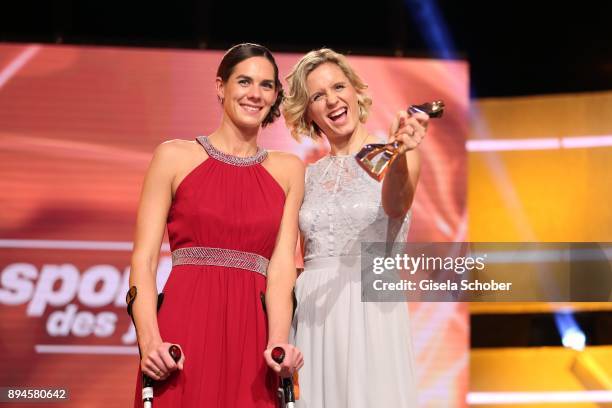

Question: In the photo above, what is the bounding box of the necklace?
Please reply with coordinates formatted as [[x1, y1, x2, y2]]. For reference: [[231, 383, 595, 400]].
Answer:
[[329, 130, 370, 158]]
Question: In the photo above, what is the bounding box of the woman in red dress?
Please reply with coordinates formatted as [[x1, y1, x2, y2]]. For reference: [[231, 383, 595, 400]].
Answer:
[[129, 43, 304, 407]]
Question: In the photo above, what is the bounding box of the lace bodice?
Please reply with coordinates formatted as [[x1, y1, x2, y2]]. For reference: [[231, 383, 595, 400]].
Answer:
[[299, 155, 411, 262]]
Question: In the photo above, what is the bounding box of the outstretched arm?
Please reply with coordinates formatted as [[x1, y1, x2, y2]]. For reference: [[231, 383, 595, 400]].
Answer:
[[381, 110, 429, 218]]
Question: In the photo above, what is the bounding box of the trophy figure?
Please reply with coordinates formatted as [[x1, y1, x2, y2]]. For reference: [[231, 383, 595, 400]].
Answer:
[[355, 100, 445, 181]]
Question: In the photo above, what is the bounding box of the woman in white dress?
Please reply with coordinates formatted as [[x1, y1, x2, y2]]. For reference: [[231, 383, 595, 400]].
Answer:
[[282, 49, 429, 407]]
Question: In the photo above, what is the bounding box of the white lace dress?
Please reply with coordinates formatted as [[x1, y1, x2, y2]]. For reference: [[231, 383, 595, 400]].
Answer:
[[292, 155, 417, 407]]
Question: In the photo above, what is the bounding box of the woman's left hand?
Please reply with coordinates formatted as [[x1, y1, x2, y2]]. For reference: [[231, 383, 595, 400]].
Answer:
[[388, 109, 429, 154], [264, 343, 304, 378]]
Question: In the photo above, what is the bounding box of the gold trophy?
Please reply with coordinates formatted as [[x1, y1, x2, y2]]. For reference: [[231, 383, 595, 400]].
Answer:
[[355, 100, 445, 181]]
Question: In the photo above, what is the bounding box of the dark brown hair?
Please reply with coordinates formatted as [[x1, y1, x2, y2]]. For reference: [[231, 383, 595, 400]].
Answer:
[[217, 43, 283, 127]]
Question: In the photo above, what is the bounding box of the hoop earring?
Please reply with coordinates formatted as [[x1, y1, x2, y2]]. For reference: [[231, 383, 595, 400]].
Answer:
[[309, 122, 321, 139], [358, 102, 366, 122]]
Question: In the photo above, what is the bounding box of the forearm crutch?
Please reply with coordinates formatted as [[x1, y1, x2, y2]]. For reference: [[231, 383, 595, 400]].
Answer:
[[260, 292, 299, 408], [126, 286, 181, 408], [272, 346, 296, 408]]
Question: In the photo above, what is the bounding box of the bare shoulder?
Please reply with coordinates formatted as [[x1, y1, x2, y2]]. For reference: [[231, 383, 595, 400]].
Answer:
[[148, 139, 207, 185], [264, 151, 305, 194], [267, 150, 305, 175], [152, 139, 206, 167], [153, 139, 200, 159]]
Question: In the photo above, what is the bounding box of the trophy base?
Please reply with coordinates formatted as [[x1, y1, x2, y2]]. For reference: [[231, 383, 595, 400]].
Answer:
[[355, 142, 401, 182]]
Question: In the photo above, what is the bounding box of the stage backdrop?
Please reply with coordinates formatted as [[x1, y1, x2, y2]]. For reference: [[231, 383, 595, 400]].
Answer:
[[0, 43, 469, 407]]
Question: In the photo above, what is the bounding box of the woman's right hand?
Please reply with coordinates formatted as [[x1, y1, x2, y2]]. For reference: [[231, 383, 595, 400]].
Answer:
[[140, 341, 185, 381]]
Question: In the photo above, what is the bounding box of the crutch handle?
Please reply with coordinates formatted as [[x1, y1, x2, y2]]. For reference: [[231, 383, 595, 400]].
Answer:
[[271, 346, 296, 406], [271, 346, 285, 364], [169, 344, 182, 362]]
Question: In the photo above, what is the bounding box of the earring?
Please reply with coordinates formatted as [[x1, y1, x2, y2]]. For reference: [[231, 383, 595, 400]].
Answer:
[[358, 102, 365, 121], [309, 122, 320, 139]]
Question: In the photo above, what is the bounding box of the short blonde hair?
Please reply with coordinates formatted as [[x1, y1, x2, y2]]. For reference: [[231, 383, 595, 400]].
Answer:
[[283, 49, 372, 140]]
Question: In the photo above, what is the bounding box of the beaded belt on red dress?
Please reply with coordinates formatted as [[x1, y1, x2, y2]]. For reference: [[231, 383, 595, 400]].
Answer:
[[171, 246, 269, 277]]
